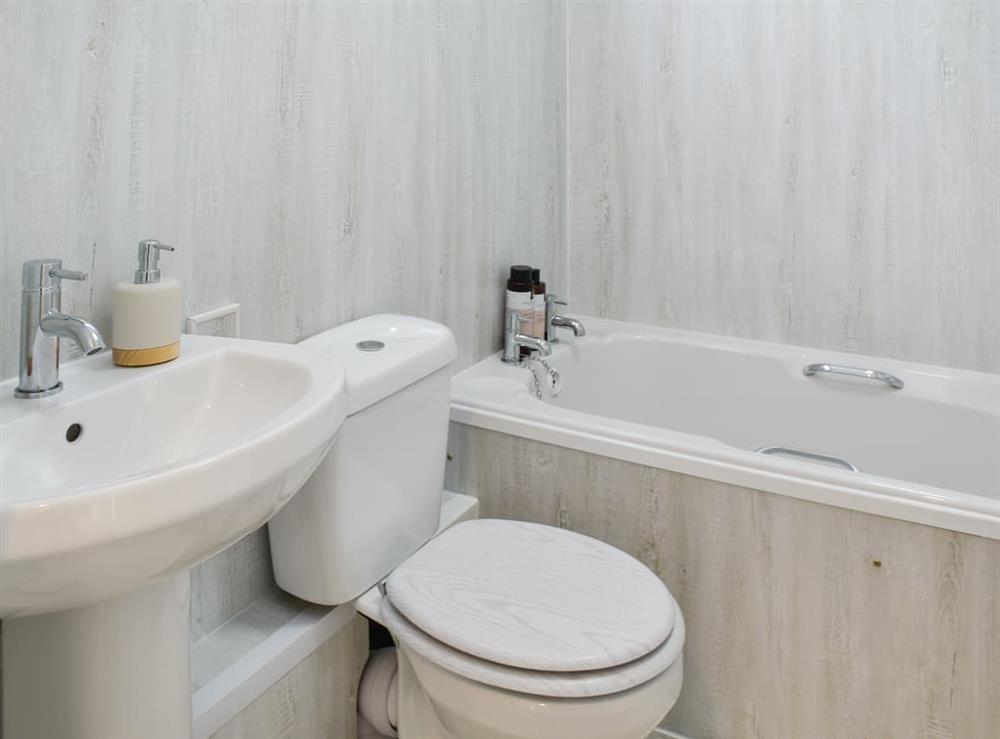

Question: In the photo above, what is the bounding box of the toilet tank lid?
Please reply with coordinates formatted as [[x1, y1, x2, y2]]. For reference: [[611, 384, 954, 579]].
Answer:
[[300, 315, 457, 415]]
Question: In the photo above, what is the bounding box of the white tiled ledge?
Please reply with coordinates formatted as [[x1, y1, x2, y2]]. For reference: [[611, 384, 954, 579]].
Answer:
[[191, 491, 479, 739]]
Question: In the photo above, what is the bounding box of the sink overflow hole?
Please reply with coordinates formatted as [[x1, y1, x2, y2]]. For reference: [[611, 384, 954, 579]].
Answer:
[[356, 340, 385, 352], [65, 423, 83, 443]]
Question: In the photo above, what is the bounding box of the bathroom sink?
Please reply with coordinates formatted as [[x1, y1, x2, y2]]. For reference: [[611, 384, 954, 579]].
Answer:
[[0, 334, 347, 617]]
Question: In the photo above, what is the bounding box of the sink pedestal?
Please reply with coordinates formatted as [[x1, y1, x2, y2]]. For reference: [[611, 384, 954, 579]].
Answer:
[[3, 572, 192, 739]]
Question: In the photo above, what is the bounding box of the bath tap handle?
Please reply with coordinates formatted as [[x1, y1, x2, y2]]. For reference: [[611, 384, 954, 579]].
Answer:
[[803, 363, 903, 390]]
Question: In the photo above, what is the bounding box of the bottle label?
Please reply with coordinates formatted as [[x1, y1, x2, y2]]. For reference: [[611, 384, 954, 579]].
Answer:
[[506, 289, 535, 339], [506, 289, 534, 313], [534, 294, 546, 338]]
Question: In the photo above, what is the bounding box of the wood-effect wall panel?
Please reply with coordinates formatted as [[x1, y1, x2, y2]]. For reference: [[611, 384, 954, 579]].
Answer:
[[0, 0, 565, 376], [567, 0, 1000, 373]]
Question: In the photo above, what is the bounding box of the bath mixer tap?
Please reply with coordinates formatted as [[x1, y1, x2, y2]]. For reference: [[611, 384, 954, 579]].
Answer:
[[15, 258, 106, 399], [545, 294, 586, 343], [502, 312, 551, 364]]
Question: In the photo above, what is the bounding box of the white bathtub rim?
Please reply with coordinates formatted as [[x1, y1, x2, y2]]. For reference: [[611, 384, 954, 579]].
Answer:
[[450, 399, 1000, 542]]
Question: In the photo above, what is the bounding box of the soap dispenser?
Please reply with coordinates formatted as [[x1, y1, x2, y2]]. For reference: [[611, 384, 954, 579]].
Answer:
[[112, 239, 182, 367]]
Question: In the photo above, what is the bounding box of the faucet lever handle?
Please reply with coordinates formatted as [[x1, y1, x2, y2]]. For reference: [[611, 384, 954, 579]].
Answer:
[[21, 259, 91, 290], [49, 268, 89, 282]]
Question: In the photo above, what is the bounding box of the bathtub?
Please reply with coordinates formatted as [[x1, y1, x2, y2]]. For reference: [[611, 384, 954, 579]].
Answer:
[[451, 317, 1000, 540]]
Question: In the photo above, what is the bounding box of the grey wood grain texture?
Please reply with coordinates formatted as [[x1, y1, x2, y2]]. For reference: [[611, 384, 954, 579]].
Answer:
[[567, 0, 1000, 373], [446, 422, 1000, 739], [190, 528, 282, 644], [1, 4, 563, 733], [207, 615, 367, 739], [0, 0, 565, 377]]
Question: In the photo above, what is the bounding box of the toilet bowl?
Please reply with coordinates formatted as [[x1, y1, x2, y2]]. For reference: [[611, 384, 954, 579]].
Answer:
[[267, 316, 684, 739], [376, 518, 684, 739], [394, 645, 682, 739]]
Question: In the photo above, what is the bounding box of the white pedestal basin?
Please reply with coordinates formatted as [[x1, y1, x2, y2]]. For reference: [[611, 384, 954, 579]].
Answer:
[[0, 334, 347, 738]]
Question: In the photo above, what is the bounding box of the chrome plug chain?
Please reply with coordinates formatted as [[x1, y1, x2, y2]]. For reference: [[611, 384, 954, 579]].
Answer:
[[519, 358, 543, 399], [519, 356, 561, 399], [537, 357, 561, 396]]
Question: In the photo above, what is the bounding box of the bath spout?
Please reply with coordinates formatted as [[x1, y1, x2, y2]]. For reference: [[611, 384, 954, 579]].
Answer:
[[514, 334, 552, 357], [550, 314, 586, 337], [545, 295, 586, 343]]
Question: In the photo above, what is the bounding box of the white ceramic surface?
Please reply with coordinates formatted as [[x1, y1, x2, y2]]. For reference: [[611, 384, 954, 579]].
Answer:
[[0, 334, 347, 617], [269, 317, 455, 607], [394, 642, 683, 739], [299, 314, 457, 414], [451, 316, 1000, 540], [387, 519, 674, 672], [3, 573, 192, 739]]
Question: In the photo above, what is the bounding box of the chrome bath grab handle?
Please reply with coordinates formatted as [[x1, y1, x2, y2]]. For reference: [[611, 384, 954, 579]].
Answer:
[[803, 363, 903, 389], [755, 445, 859, 472]]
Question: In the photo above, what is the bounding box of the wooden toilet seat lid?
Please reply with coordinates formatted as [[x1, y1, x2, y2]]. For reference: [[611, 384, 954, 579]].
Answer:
[[386, 519, 676, 673]]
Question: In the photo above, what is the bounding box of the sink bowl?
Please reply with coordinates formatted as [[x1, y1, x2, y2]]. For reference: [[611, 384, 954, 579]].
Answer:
[[0, 334, 347, 617]]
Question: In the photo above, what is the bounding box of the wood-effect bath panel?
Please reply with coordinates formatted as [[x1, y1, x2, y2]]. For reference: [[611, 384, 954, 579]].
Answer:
[[446, 422, 1000, 739]]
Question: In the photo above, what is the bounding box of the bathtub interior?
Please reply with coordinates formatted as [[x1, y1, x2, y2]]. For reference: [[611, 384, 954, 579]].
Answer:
[[455, 320, 1000, 503]]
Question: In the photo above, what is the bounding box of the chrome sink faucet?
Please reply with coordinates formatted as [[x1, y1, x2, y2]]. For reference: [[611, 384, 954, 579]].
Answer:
[[502, 312, 551, 364], [15, 259, 106, 399], [545, 294, 586, 343]]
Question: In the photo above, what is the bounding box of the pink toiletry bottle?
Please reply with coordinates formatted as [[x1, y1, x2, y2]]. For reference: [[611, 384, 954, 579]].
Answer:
[[531, 268, 546, 338]]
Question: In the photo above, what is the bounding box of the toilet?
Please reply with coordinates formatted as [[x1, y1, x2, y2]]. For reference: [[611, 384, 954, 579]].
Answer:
[[268, 315, 685, 739]]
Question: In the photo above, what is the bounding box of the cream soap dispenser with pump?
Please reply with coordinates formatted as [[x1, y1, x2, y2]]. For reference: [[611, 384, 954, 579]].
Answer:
[[112, 239, 181, 367]]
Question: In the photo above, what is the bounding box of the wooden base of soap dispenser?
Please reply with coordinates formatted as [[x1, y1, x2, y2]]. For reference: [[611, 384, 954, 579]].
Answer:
[[112, 341, 180, 367]]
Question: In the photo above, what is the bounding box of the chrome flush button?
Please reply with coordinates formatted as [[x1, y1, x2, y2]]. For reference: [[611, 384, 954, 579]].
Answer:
[[356, 340, 385, 352]]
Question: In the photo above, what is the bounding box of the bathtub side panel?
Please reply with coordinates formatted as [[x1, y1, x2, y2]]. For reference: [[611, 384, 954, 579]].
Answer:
[[446, 421, 1000, 739]]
